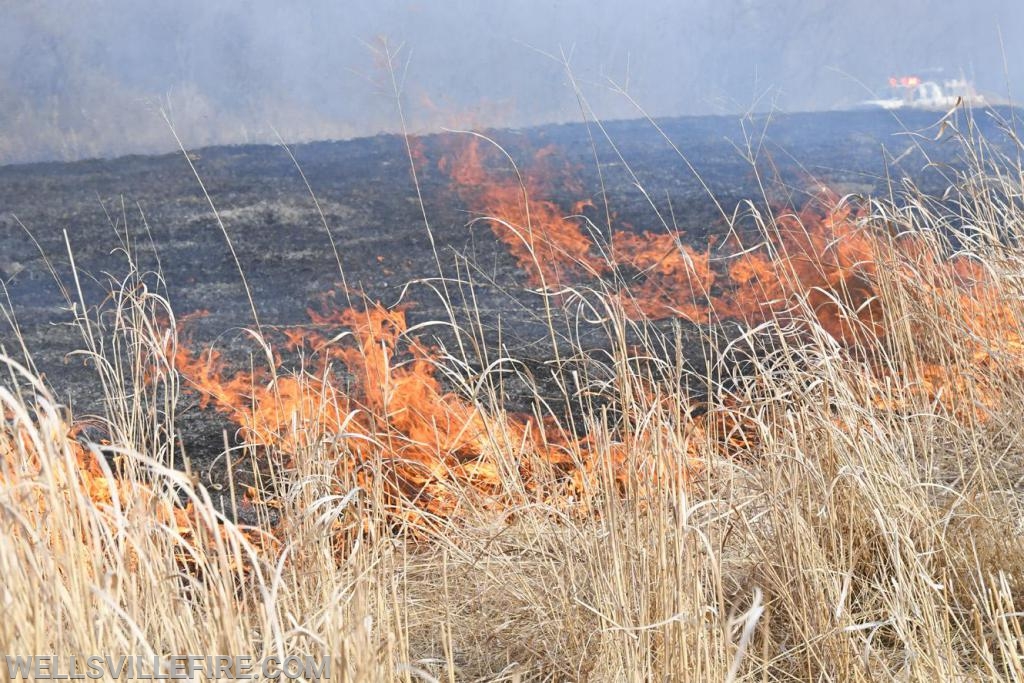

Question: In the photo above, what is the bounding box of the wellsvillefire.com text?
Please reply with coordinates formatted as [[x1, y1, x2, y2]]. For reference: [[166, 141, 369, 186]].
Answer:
[[2, 655, 330, 680]]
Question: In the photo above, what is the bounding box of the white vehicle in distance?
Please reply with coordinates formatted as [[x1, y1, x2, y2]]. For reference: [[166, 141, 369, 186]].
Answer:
[[858, 75, 986, 110]]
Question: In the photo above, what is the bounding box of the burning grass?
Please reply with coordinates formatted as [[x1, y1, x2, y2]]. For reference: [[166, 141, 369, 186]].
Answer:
[[1, 113, 1024, 680]]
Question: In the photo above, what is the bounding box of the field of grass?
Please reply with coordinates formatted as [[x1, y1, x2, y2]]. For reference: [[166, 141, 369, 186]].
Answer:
[[2, 111, 1024, 681]]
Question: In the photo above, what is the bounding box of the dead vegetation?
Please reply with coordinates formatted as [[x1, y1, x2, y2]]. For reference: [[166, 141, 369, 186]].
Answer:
[[2, 111, 1024, 681]]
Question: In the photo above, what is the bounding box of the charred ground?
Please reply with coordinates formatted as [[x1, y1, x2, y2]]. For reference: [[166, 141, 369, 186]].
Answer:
[[0, 108, 1008, 498]]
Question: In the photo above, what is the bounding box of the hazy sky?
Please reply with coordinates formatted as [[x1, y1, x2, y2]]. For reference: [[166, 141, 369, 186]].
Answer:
[[1, 1, 1020, 164]]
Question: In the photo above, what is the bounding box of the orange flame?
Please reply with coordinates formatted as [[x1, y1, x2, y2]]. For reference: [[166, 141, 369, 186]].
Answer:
[[0, 415, 271, 573], [162, 139, 1024, 526], [37, 137, 1022, 533], [174, 297, 698, 521], [441, 141, 604, 286], [437, 137, 1024, 419], [440, 137, 884, 340]]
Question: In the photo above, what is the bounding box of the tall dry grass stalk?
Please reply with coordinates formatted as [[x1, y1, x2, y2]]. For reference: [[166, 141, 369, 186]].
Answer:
[[1, 114, 1023, 681]]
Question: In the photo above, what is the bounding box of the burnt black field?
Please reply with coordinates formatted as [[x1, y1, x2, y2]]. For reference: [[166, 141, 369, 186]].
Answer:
[[0, 108, 1016, 498]]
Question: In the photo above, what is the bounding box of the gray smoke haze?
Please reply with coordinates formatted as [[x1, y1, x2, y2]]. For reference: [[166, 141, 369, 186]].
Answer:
[[1, 0, 1021, 164]]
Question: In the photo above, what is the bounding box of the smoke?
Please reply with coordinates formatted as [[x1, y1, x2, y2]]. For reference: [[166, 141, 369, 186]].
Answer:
[[1, 0, 1020, 164]]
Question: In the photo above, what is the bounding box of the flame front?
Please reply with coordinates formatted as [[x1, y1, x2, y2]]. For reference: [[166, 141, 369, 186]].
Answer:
[[162, 137, 1024, 523], [175, 301, 639, 519], [440, 136, 1024, 417], [442, 138, 889, 337]]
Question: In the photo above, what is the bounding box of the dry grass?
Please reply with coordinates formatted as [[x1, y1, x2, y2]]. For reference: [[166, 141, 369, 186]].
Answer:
[[2, 113, 1024, 681]]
